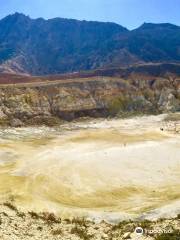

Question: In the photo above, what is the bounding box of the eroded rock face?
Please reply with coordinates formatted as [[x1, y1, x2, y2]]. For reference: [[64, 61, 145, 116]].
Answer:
[[0, 77, 179, 126], [0, 108, 7, 120], [158, 90, 180, 112]]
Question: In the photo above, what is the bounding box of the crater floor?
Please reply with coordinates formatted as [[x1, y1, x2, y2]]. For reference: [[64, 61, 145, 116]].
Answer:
[[0, 114, 179, 222]]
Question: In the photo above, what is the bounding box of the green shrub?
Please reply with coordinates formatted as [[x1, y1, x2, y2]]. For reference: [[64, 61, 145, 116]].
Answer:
[[108, 95, 131, 115]]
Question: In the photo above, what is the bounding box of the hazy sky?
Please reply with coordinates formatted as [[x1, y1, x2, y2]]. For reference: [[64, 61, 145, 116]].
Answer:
[[0, 0, 180, 29]]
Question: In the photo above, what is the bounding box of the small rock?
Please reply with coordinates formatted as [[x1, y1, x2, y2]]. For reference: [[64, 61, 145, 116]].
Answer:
[[102, 233, 108, 239], [10, 118, 24, 127], [123, 232, 131, 239]]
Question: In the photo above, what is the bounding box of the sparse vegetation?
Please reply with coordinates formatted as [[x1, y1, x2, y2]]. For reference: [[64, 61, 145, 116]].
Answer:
[[28, 211, 40, 219], [111, 220, 130, 231], [139, 219, 152, 229], [72, 217, 88, 227], [51, 228, 63, 235], [28, 211, 61, 223], [17, 211, 26, 218], [0, 205, 179, 240], [3, 202, 18, 212], [71, 225, 92, 239], [41, 212, 61, 224], [155, 230, 180, 240]]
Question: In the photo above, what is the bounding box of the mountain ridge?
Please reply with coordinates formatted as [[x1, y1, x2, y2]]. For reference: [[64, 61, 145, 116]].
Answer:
[[0, 13, 179, 75], [1, 13, 179, 30]]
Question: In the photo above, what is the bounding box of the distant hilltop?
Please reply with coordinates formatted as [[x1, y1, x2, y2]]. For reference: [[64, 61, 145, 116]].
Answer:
[[0, 12, 180, 75]]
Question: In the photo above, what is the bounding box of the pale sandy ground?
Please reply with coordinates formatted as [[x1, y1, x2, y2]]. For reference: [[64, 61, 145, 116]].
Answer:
[[0, 114, 179, 239]]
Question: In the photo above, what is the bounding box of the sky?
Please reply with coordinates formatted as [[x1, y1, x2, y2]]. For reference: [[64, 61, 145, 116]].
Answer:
[[0, 0, 179, 30]]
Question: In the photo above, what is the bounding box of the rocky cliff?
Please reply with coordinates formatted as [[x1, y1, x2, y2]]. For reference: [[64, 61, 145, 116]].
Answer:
[[0, 74, 179, 126]]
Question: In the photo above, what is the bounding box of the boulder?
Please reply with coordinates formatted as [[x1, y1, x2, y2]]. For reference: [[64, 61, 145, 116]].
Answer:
[[10, 118, 24, 127]]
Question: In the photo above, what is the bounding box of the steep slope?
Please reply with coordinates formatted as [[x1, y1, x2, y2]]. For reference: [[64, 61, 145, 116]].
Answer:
[[0, 13, 180, 75], [127, 23, 180, 62], [0, 13, 128, 75], [0, 71, 179, 126]]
